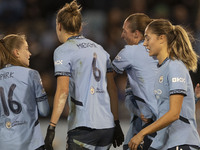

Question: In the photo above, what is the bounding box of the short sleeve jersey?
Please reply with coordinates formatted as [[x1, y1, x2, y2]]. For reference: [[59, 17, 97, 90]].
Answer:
[[112, 41, 158, 117], [0, 65, 47, 150], [153, 58, 200, 149], [54, 35, 114, 131]]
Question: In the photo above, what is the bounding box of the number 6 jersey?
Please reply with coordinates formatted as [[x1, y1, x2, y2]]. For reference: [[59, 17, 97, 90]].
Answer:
[[0, 65, 49, 150], [54, 35, 114, 131]]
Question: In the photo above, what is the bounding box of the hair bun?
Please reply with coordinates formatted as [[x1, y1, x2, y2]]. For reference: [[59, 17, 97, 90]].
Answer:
[[64, 0, 80, 16]]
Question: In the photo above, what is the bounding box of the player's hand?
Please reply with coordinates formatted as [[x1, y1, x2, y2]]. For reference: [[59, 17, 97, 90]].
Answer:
[[140, 114, 152, 123], [113, 120, 124, 148], [128, 132, 144, 150], [45, 125, 55, 150]]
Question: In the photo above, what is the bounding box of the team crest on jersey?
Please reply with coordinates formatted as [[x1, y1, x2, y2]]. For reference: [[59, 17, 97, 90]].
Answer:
[[159, 76, 163, 83], [6, 121, 12, 129], [90, 86, 95, 95], [115, 55, 121, 61]]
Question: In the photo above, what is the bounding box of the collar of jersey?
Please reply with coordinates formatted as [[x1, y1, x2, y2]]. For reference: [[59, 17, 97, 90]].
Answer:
[[67, 35, 84, 41], [157, 57, 169, 68]]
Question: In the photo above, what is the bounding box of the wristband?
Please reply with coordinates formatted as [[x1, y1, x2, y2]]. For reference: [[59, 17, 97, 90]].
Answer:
[[48, 124, 56, 130], [50, 122, 56, 127]]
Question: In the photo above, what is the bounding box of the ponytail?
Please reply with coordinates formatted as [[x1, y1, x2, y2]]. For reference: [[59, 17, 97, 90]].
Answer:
[[147, 19, 198, 72], [169, 25, 198, 72]]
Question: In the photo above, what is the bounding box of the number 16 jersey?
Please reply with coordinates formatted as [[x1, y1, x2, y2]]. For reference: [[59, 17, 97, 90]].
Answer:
[[54, 35, 114, 131], [0, 65, 48, 150]]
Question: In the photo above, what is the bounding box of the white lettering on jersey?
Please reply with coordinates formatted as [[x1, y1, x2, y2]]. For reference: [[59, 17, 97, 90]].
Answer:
[[76, 42, 97, 49], [172, 77, 185, 83], [54, 60, 63, 65], [115, 55, 121, 61]]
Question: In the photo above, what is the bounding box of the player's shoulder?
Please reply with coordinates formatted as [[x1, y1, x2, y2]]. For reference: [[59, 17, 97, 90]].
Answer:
[[168, 59, 187, 72], [55, 42, 72, 52], [116, 44, 143, 59], [15, 66, 39, 75], [86, 38, 110, 55], [86, 38, 105, 49], [11, 66, 35, 72], [6, 66, 40, 82], [168, 59, 184, 67]]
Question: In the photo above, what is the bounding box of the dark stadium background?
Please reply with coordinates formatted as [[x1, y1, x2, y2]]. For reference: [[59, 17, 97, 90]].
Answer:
[[0, 0, 200, 149]]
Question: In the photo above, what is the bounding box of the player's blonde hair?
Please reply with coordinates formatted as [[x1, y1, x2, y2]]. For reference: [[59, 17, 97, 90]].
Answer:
[[147, 19, 198, 72], [56, 0, 82, 34], [0, 34, 27, 69]]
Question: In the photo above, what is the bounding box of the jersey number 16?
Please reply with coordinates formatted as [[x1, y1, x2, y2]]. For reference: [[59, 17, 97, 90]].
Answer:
[[0, 84, 22, 116]]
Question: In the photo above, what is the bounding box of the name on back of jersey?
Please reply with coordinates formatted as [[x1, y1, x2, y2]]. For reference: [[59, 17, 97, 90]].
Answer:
[[76, 42, 97, 49], [0, 72, 14, 80]]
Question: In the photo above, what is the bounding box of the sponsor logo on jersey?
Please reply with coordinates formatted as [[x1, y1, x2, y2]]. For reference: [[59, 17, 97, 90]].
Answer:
[[54, 60, 63, 65], [5, 118, 27, 129], [172, 77, 185, 83], [159, 76, 163, 83], [90, 87, 105, 94], [115, 55, 121, 61], [12, 120, 27, 127], [154, 89, 162, 95], [96, 88, 104, 93], [154, 89, 162, 100]]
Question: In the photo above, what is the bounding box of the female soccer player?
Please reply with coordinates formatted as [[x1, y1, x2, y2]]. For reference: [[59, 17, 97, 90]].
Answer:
[[128, 19, 200, 150], [44, 0, 124, 149], [112, 13, 158, 150], [0, 34, 50, 150]]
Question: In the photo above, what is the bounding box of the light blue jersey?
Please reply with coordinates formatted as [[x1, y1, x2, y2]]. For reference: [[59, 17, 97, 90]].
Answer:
[[54, 35, 114, 131], [0, 65, 49, 150], [152, 58, 200, 149], [112, 41, 158, 119], [124, 88, 142, 148]]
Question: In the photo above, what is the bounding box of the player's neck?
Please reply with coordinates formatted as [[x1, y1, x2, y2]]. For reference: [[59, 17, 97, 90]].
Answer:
[[64, 33, 80, 42]]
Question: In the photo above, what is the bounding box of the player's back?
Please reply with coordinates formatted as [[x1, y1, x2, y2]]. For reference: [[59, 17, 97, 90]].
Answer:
[[0, 65, 44, 150], [54, 36, 114, 130]]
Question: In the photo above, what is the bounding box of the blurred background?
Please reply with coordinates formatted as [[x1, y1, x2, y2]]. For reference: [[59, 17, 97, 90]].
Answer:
[[1, 0, 200, 149]]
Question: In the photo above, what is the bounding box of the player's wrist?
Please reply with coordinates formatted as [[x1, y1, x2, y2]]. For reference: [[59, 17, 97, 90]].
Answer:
[[114, 120, 120, 126], [49, 122, 56, 128]]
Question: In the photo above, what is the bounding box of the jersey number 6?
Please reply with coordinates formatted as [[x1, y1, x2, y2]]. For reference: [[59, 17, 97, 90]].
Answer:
[[0, 84, 22, 116], [92, 52, 101, 82]]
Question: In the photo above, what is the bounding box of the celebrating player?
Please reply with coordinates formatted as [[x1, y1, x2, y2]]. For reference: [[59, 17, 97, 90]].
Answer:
[[112, 13, 158, 150], [0, 34, 50, 150], [128, 19, 200, 150], [44, 0, 124, 149]]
